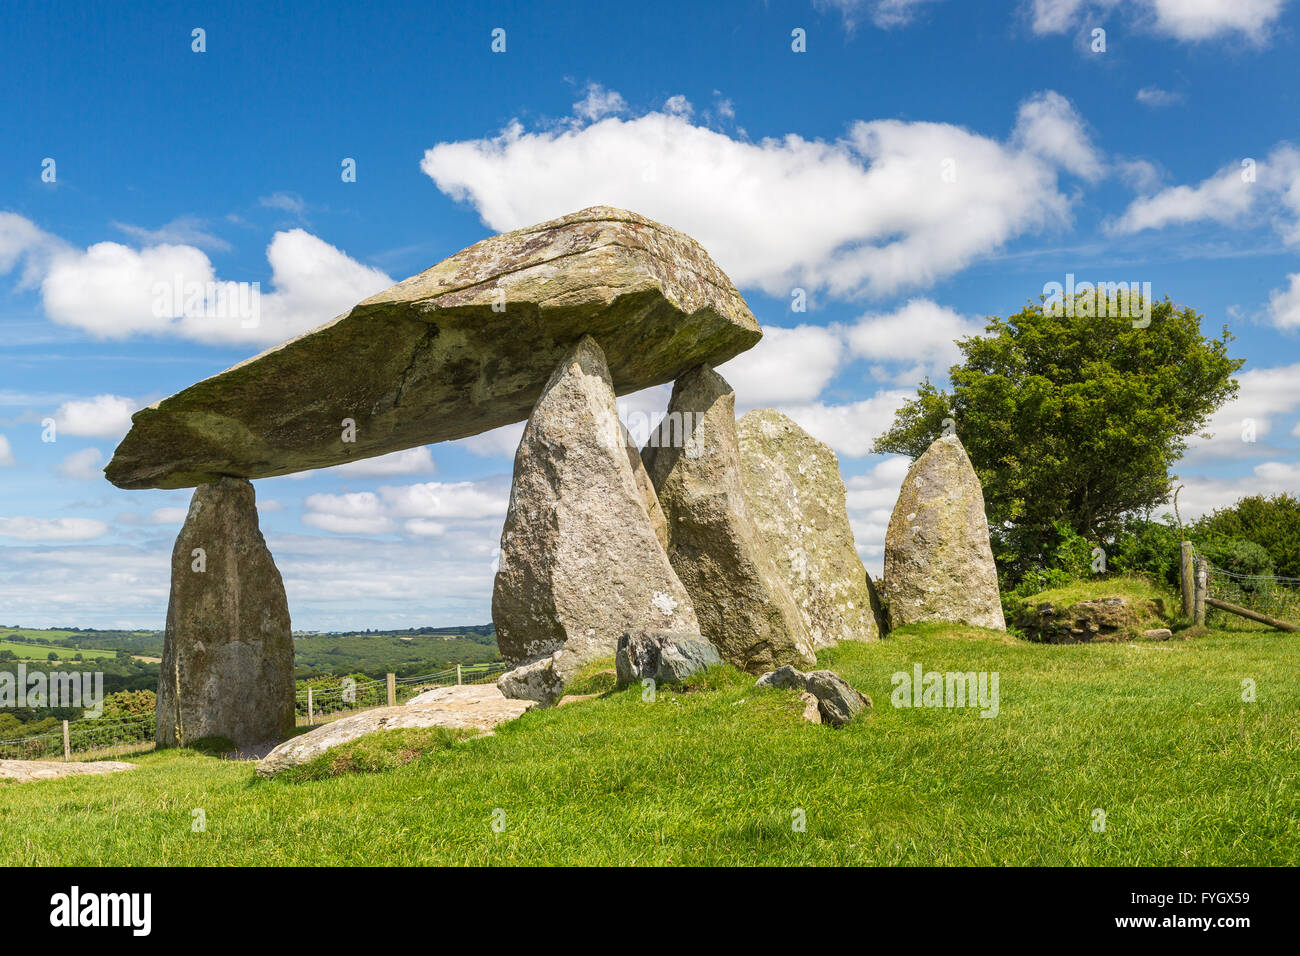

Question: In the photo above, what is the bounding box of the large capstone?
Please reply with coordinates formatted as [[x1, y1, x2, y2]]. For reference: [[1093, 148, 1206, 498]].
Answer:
[[155, 478, 295, 748], [737, 409, 887, 649], [643, 367, 815, 674], [492, 336, 700, 703], [106, 207, 761, 490], [883, 434, 1006, 631]]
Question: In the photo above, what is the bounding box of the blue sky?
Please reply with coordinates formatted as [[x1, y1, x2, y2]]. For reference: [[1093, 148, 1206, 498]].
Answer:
[[2, 0, 1298, 630]]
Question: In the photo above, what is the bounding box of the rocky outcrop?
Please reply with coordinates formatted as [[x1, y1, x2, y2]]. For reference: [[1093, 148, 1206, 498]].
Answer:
[[256, 684, 534, 777], [0, 760, 136, 783], [106, 207, 762, 490], [1014, 596, 1166, 643], [754, 666, 872, 727], [643, 367, 815, 674], [492, 337, 700, 704], [737, 409, 886, 648], [614, 629, 722, 687], [883, 435, 1005, 631], [155, 478, 295, 749]]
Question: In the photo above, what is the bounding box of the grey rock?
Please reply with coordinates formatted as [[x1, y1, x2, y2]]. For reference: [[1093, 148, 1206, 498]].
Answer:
[[643, 366, 815, 674], [805, 670, 871, 727], [883, 434, 1006, 631], [798, 692, 823, 725], [257, 684, 534, 777], [755, 665, 808, 690], [737, 409, 887, 648], [0, 760, 136, 783], [614, 629, 722, 687], [492, 337, 700, 696], [1142, 627, 1174, 641], [106, 207, 762, 490], [155, 478, 295, 749], [496, 656, 567, 707]]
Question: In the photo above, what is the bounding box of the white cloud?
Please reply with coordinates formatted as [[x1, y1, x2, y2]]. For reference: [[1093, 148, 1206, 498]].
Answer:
[[301, 491, 396, 536], [57, 447, 104, 481], [149, 507, 189, 525], [1268, 273, 1300, 330], [53, 394, 137, 438], [775, 389, 915, 458], [300, 479, 509, 537], [379, 481, 509, 521], [573, 83, 627, 121], [335, 446, 436, 478], [1135, 86, 1183, 108], [817, 0, 946, 28], [259, 191, 306, 215], [1109, 162, 1257, 235], [843, 455, 913, 571], [1013, 90, 1106, 181], [1177, 461, 1300, 519], [1184, 362, 1300, 459], [420, 90, 1092, 299], [257, 499, 286, 513], [0, 435, 13, 467], [1, 215, 391, 346], [454, 422, 525, 459], [112, 216, 231, 252], [1028, 0, 1287, 42], [0, 516, 109, 541], [718, 324, 845, 405], [845, 298, 981, 375]]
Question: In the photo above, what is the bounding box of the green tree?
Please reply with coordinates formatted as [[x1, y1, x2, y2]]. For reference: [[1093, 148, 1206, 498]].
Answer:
[[874, 297, 1242, 582], [1194, 493, 1300, 578]]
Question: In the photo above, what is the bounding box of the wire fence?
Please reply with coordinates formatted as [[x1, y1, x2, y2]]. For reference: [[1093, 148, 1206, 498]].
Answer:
[[1205, 565, 1300, 624], [1, 661, 508, 763]]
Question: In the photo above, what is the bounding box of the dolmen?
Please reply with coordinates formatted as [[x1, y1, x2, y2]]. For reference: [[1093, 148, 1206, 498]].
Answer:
[[106, 205, 890, 740]]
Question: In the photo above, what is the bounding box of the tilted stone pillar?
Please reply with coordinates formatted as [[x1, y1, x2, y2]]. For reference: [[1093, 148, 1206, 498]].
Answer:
[[643, 366, 816, 674], [156, 477, 295, 748]]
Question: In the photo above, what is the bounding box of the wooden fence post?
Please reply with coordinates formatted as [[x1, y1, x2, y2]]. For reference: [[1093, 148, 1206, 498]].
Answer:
[[457, 664, 463, 685], [307, 687, 314, 725], [62, 720, 70, 762], [1180, 541, 1196, 618], [386, 673, 396, 707], [1194, 557, 1209, 626]]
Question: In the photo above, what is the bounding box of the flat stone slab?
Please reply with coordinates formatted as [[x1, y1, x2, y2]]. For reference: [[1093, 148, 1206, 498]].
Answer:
[[0, 759, 136, 783], [107, 206, 761, 489], [255, 684, 534, 777]]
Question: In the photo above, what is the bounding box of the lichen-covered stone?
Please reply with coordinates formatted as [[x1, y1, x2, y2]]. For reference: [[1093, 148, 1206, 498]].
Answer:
[[737, 409, 886, 648], [643, 366, 815, 673], [614, 629, 722, 687], [106, 207, 762, 490], [156, 478, 295, 749], [492, 337, 700, 700], [883, 435, 1005, 631]]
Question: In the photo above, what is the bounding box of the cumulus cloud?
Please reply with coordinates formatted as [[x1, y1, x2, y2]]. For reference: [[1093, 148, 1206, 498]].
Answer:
[[335, 446, 436, 478], [53, 394, 137, 438], [1177, 461, 1300, 519], [1269, 274, 1300, 330], [1, 215, 391, 346], [0, 434, 13, 467], [57, 447, 104, 481], [718, 325, 845, 405], [1183, 362, 1300, 460], [301, 479, 510, 537], [842, 455, 913, 570], [845, 299, 982, 380], [1028, 0, 1288, 43], [0, 516, 109, 541], [573, 83, 627, 121], [420, 90, 1094, 299], [775, 389, 915, 458]]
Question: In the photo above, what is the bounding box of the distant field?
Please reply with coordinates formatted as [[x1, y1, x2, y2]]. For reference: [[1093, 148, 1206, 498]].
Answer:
[[0, 640, 119, 661]]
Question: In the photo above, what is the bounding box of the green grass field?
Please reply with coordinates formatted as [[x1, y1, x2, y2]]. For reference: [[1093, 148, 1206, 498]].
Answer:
[[2, 597, 1295, 866], [0, 641, 119, 661]]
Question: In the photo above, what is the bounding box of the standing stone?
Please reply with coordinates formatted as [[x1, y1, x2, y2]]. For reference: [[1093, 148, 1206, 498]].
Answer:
[[492, 336, 699, 704], [883, 435, 1006, 631], [643, 366, 815, 673], [156, 478, 295, 748], [737, 409, 887, 649]]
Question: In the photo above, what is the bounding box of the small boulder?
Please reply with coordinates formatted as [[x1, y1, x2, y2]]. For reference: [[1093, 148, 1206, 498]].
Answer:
[[614, 629, 722, 687], [805, 670, 872, 727], [798, 692, 823, 725], [755, 665, 808, 690], [1142, 627, 1173, 641], [497, 655, 567, 707]]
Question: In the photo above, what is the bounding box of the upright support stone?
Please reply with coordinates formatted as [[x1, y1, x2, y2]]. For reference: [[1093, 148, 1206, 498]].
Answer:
[[883, 434, 1005, 631], [1195, 557, 1209, 626], [493, 336, 701, 704], [643, 366, 815, 673], [155, 477, 295, 749], [737, 409, 887, 648]]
